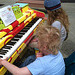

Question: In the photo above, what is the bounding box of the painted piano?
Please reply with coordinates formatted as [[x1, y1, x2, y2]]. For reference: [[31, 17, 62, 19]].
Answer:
[[0, 3, 45, 75]]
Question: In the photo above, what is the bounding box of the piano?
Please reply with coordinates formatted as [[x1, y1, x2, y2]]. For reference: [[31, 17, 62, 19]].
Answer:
[[0, 3, 45, 75]]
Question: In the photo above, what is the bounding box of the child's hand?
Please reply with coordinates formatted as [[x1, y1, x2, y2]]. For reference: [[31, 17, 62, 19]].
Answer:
[[0, 57, 8, 65], [0, 58, 2, 65], [43, 17, 47, 20], [36, 52, 43, 58]]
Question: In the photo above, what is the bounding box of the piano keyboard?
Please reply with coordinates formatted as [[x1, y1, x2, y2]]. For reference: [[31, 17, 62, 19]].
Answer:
[[0, 18, 42, 60]]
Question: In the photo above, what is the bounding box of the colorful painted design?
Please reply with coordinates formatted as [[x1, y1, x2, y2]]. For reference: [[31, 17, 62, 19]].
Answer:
[[0, 3, 45, 74], [0, 9, 34, 38], [12, 3, 29, 13], [0, 13, 36, 49], [0, 18, 5, 30]]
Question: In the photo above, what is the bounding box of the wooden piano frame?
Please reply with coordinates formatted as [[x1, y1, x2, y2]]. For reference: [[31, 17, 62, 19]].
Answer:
[[16, 0, 44, 8]]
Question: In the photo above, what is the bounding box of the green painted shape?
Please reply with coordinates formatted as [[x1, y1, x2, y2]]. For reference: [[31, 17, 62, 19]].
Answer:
[[12, 6, 23, 19], [0, 18, 5, 30]]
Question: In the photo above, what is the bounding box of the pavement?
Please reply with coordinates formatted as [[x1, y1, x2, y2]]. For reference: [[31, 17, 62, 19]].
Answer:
[[0, 0, 75, 58]]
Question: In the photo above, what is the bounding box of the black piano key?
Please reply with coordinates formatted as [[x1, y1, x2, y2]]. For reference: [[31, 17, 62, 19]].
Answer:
[[21, 28, 27, 30], [19, 32, 25, 35], [7, 41, 16, 45], [27, 24, 33, 27], [14, 34, 22, 38], [0, 52, 6, 55], [3, 46, 12, 49], [0, 56, 3, 58], [24, 27, 30, 29], [21, 29, 27, 32], [13, 37, 20, 40], [17, 34, 23, 36], [11, 38, 19, 41], [0, 52, 7, 55], [19, 32, 25, 34], [0, 50, 8, 52]]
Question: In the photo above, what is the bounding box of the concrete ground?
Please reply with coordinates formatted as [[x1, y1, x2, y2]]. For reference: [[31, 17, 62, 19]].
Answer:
[[0, 0, 75, 58]]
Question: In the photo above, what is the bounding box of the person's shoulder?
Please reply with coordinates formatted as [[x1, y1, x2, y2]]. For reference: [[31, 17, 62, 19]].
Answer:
[[52, 21, 61, 26], [52, 21, 61, 30]]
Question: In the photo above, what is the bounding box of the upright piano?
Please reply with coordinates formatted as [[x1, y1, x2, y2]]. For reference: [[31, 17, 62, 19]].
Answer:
[[0, 3, 45, 75]]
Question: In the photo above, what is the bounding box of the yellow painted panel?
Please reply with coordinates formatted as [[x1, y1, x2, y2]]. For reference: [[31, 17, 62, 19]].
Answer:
[[0, 67, 7, 75], [0, 32, 7, 39], [24, 13, 36, 27], [5, 25, 13, 30], [17, 10, 34, 24], [22, 6, 29, 13], [0, 35, 13, 49]]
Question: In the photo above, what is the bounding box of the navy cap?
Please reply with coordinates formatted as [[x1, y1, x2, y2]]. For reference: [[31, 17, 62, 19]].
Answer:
[[44, 0, 61, 11]]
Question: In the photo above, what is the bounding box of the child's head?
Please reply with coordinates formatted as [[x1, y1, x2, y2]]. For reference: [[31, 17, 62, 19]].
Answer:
[[37, 24, 61, 55], [44, 0, 69, 33]]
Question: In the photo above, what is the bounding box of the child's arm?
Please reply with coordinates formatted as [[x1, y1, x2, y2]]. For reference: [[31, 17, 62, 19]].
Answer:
[[0, 58, 31, 75]]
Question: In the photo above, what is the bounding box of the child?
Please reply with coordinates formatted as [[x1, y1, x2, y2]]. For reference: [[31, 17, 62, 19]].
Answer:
[[29, 0, 69, 49], [44, 0, 69, 42], [0, 25, 65, 75]]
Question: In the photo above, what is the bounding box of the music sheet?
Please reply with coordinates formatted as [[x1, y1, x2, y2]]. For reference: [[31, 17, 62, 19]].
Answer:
[[0, 5, 16, 26]]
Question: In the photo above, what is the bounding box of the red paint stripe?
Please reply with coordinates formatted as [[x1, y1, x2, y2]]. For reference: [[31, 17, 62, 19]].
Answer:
[[18, 48, 22, 54], [31, 16, 34, 20], [25, 35, 33, 45], [26, 15, 28, 18], [16, 50, 18, 53], [4, 37, 13, 45], [49, 4, 61, 10], [9, 57, 12, 62], [28, 8, 31, 10], [30, 12, 31, 15], [45, 3, 61, 11], [34, 10, 45, 17], [11, 20, 19, 28], [0, 29, 10, 33], [24, 31, 33, 43], [21, 8, 22, 12], [7, 22, 25, 36]]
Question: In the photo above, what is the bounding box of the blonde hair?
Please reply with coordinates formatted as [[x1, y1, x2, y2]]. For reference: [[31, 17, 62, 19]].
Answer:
[[47, 7, 69, 33], [37, 24, 61, 55]]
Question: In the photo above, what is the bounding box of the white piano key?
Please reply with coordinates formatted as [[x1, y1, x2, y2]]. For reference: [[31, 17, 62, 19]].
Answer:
[[2, 48, 9, 50], [0, 54, 7, 59], [6, 45, 13, 47], [19, 32, 25, 33], [13, 38, 20, 39], [17, 34, 23, 36], [11, 40, 17, 42]]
